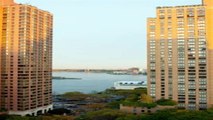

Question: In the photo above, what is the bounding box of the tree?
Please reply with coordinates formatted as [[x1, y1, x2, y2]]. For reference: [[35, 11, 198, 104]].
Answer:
[[156, 99, 177, 106], [86, 103, 106, 111], [78, 109, 127, 120], [140, 94, 153, 103]]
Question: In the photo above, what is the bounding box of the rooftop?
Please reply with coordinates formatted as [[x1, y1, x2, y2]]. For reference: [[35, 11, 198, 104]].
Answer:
[[157, 4, 203, 9]]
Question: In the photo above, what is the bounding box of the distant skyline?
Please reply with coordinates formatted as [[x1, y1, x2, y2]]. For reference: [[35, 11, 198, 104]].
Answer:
[[17, 0, 201, 69]]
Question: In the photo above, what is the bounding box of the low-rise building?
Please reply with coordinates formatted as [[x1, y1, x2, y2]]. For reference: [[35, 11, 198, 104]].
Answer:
[[120, 104, 176, 115]]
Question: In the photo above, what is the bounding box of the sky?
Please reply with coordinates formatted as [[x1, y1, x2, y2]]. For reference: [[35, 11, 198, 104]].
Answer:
[[16, 0, 201, 69]]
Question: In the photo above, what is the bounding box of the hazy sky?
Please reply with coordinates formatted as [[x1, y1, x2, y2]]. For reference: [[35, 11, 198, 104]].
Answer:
[[16, 0, 201, 69]]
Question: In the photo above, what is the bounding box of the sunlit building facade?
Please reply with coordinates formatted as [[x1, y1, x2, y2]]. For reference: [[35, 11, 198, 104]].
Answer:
[[147, 0, 213, 110], [0, 0, 53, 116]]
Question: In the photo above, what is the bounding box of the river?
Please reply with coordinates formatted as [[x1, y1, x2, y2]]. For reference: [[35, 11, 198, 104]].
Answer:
[[52, 72, 147, 94]]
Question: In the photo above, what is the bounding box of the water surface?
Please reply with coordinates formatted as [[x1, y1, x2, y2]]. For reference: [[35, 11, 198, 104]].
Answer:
[[52, 72, 147, 94]]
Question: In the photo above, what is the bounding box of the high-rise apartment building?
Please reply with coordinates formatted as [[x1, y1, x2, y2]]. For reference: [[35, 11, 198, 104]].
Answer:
[[0, 0, 53, 116], [147, 0, 213, 110]]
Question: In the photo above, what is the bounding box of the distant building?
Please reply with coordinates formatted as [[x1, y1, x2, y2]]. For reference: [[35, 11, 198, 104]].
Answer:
[[141, 69, 147, 73], [114, 81, 147, 90], [128, 68, 140, 75], [0, 0, 53, 116], [147, 0, 213, 110]]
